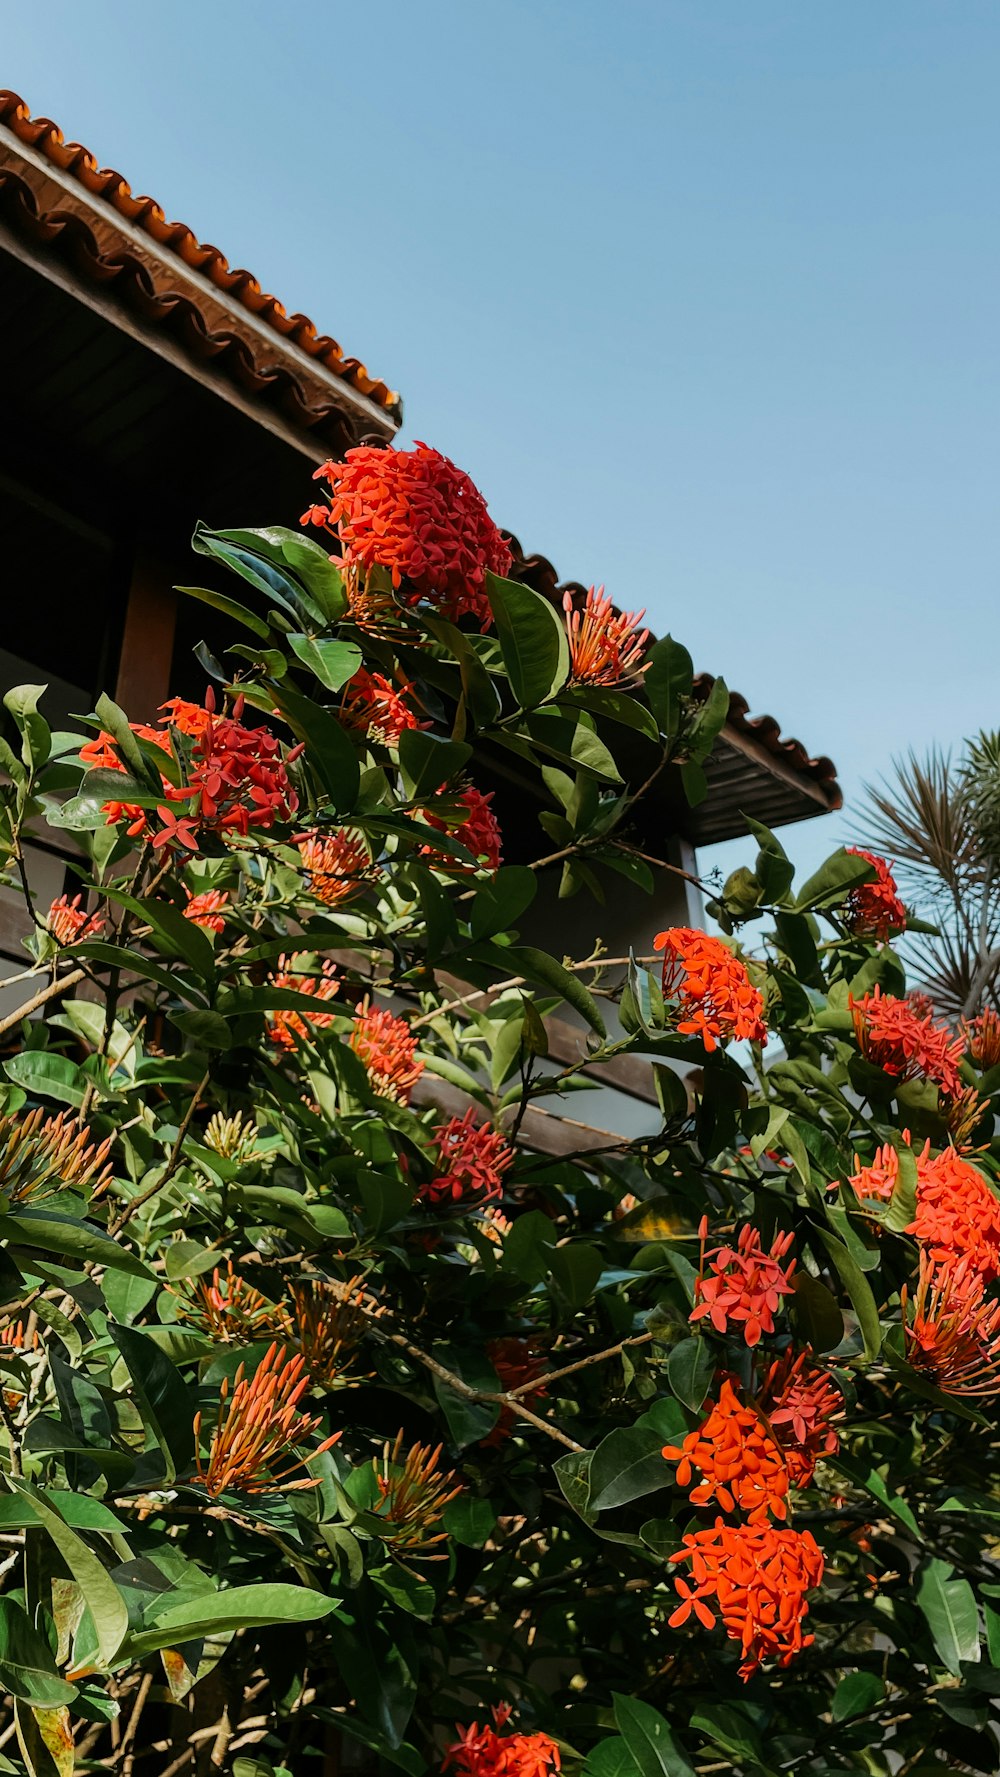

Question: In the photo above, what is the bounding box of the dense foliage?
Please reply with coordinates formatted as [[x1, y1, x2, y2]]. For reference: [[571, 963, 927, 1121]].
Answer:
[[0, 443, 999, 1777]]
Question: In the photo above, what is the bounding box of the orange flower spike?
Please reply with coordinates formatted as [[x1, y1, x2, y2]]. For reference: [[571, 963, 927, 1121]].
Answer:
[[663, 1378, 789, 1522], [341, 669, 425, 746], [843, 848, 907, 941], [289, 1275, 381, 1384], [46, 893, 105, 947], [562, 585, 649, 688], [183, 888, 230, 934], [903, 1251, 1000, 1396], [297, 829, 380, 907], [173, 1260, 291, 1345], [668, 1518, 824, 1678], [194, 1343, 340, 1498], [266, 953, 340, 1050], [0, 1108, 113, 1204], [690, 1224, 796, 1346], [350, 1003, 424, 1103], [371, 1430, 464, 1554], [653, 927, 766, 1051], [422, 1110, 514, 1210], [423, 785, 503, 875], [850, 986, 965, 1099], [963, 1007, 1000, 1071]]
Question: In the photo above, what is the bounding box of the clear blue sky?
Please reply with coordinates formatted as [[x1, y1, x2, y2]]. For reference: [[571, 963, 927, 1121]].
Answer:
[[6, 1, 999, 888]]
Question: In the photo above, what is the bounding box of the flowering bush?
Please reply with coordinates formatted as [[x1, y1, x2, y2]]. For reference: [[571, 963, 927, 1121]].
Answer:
[[0, 444, 997, 1775]]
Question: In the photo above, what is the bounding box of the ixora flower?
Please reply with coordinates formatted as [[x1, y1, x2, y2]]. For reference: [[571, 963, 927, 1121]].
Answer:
[[902, 1251, 1000, 1397], [908, 1147, 1000, 1283], [758, 1349, 842, 1487], [445, 1708, 561, 1777], [45, 893, 104, 946], [302, 442, 512, 626], [422, 1110, 515, 1210], [194, 1343, 341, 1497], [653, 927, 766, 1052], [183, 887, 230, 933], [844, 1139, 912, 1206], [289, 1275, 381, 1384], [843, 848, 907, 941], [562, 585, 649, 687], [0, 1108, 113, 1204], [690, 1219, 796, 1347], [423, 785, 503, 874], [350, 1002, 424, 1103], [370, 1430, 463, 1555], [662, 1377, 789, 1523], [963, 1007, 1000, 1071], [850, 986, 965, 1100], [341, 668, 424, 747], [668, 1519, 824, 1679], [266, 954, 340, 1050], [297, 829, 380, 907], [173, 1260, 291, 1345]]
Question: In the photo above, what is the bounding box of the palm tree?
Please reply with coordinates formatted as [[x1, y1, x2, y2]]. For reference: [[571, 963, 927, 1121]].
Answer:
[[855, 733, 1000, 1021]]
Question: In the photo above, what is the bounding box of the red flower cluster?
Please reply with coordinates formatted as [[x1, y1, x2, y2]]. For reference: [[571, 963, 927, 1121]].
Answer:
[[759, 1349, 842, 1487], [184, 888, 229, 934], [81, 691, 299, 853], [691, 1220, 797, 1347], [668, 1519, 824, 1678], [662, 1378, 789, 1523], [903, 1252, 1000, 1396], [423, 786, 503, 875], [445, 1708, 560, 1777], [267, 955, 340, 1050], [350, 1003, 424, 1103], [298, 830, 380, 907], [850, 987, 965, 1100], [562, 586, 649, 687], [844, 848, 906, 940], [482, 1338, 548, 1446], [963, 1007, 1000, 1071], [46, 893, 104, 946], [423, 1109, 514, 1210], [303, 443, 511, 626], [908, 1147, 1000, 1283], [342, 668, 425, 747], [653, 927, 766, 1052]]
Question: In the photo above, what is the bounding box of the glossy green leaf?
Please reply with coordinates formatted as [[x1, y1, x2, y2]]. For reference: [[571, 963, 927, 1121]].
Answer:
[[8, 1478, 128, 1668], [916, 1560, 981, 1675], [287, 634, 362, 692], [612, 1694, 696, 1777], [110, 1324, 195, 1483], [0, 1599, 77, 1707], [666, 1336, 714, 1412], [643, 637, 693, 738], [486, 573, 570, 709], [589, 1426, 668, 1512], [831, 1671, 886, 1721], [125, 1583, 340, 1658]]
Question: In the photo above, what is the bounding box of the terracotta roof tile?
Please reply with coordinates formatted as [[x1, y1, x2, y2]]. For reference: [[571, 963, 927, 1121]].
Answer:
[[0, 89, 401, 432]]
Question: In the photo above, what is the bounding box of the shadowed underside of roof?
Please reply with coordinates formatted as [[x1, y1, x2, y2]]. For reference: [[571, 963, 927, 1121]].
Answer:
[[0, 89, 401, 453]]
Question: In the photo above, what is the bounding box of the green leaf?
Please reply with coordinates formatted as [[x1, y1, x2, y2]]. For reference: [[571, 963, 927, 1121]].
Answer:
[[441, 1495, 496, 1546], [916, 1560, 981, 1675], [816, 1227, 882, 1359], [268, 681, 359, 813], [643, 638, 693, 739], [105, 890, 215, 979], [486, 573, 570, 709], [5, 684, 51, 769], [686, 676, 729, 763], [0, 1491, 125, 1534], [7, 1478, 128, 1668], [469, 867, 538, 940], [790, 1271, 844, 1352], [287, 634, 362, 692], [109, 1324, 195, 1483], [666, 1336, 714, 1412], [94, 694, 160, 792], [548, 1243, 602, 1310], [177, 584, 272, 639], [0, 1599, 77, 1707], [831, 1671, 886, 1722], [612, 1694, 696, 1777], [397, 730, 472, 799], [583, 1737, 641, 1777], [0, 1207, 151, 1278], [125, 1583, 340, 1658], [502, 945, 606, 1036], [3, 1053, 85, 1109], [589, 1425, 668, 1512], [687, 1703, 769, 1770], [795, 848, 877, 911]]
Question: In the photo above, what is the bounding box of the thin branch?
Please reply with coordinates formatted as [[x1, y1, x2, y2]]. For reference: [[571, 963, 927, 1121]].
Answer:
[[371, 1323, 585, 1453], [507, 1331, 654, 1397], [0, 967, 87, 1038], [111, 1070, 211, 1232]]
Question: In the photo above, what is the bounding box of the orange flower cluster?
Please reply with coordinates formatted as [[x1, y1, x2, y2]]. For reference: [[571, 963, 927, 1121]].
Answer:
[[844, 848, 906, 941], [963, 1007, 1000, 1071], [903, 1252, 1000, 1396], [194, 1343, 340, 1497], [423, 1110, 514, 1210], [653, 927, 766, 1052], [81, 691, 299, 853], [298, 829, 380, 907], [662, 1378, 789, 1523], [850, 987, 965, 1100], [267, 954, 340, 1050], [184, 888, 229, 933], [303, 443, 511, 626], [424, 785, 503, 874], [290, 1275, 378, 1384], [46, 893, 104, 946], [846, 1139, 906, 1206], [174, 1261, 290, 1345], [446, 1708, 561, 1777], [371, 1430, 463, 1554], [350, 1003, 424, 1103], [0, 1108, 113, 1204], [759, 1349, 842, 1487], [482, 1338, 549, 1445], [908, 1147, 1000, 1283], [690, 1220, 796, 1347], [342, 668, 424, 747], [668, 1519, 824, 1678], [562, 586, 649, 687]]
